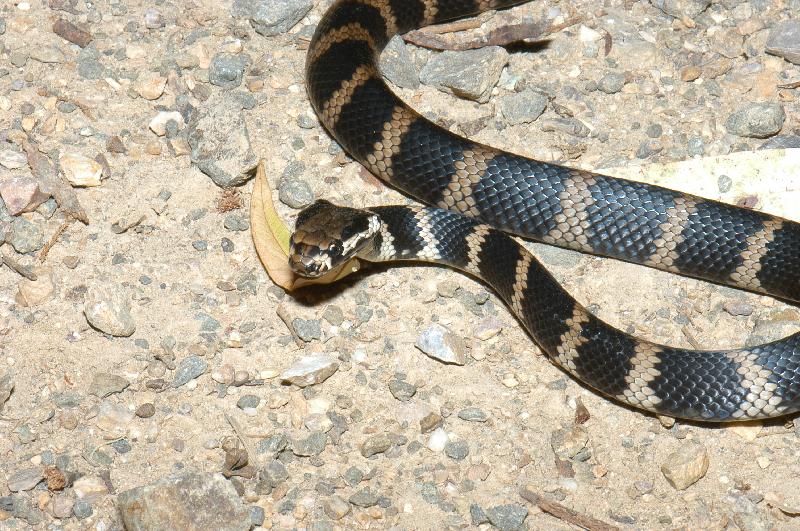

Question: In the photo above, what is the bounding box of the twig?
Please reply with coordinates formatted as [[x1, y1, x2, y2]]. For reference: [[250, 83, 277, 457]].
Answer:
[[404, 20, 552, 50], [777, 80, 800, 89], [38, 218, 72, 262], [275, 303, 304, 347], [225, 413, 261, 468], [520, 487, 620, 531], [680, 325, 702, 350]]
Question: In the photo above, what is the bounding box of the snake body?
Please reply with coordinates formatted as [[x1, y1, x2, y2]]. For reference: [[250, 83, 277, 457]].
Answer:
[[301, 0, 800, 420]]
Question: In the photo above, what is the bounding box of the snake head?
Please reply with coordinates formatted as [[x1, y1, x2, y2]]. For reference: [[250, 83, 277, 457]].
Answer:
[[289, 200, 380, 278]]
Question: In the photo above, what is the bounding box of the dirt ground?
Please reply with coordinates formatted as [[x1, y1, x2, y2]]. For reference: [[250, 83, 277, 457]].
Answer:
[[1, 0, 800, 529]]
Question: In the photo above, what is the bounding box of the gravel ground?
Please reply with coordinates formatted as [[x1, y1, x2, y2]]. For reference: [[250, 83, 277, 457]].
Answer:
[[1, 0, 800, 529]]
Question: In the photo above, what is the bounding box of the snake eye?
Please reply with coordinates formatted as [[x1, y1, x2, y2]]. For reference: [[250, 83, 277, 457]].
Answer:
[[330, 241, 344, 256]]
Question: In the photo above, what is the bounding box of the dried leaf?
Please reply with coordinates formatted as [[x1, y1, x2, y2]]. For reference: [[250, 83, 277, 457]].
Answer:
[[249, 160, 362, 291]]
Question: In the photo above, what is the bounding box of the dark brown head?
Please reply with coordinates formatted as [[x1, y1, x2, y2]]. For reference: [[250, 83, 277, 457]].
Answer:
[[289, 200, 380, 278]]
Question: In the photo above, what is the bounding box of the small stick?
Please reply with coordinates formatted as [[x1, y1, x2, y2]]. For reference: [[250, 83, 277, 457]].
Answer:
[[680, 325, 702, 350], [225, 413, 260, 467], [520, 487, 620, 531], [39, 218, 72, 262], [275, 303, 304, 347]]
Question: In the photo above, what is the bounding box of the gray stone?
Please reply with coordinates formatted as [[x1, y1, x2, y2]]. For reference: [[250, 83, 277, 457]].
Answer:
[[30, 45, 65, 64], [420, 47, 509, 103], [257, 434, 288, 457], [444, 440, 469, 460], [278, 177, 314, 209], [759, 135, 800, 150], [415, 325, 466, 365], [209, 53, 249, 89], [237, 394, 260, 409], [76, 49, 104, 79], [726, 103, 785, 138], [381, 35, 419, 89], [343, 466, 364, 486], [84, 287, 136, 337], [649, 0, 711, 17], [471, 504, 489, 525], [223, 212, 249, 232], [293, 318, 322, 342], [388, 380, 417, 402], [9, 217, 44, 254], [144, 8, 164, 29], [598, 71, 626, 94], [458, 407, 489, 422], [11, 493, 42, 525], [7, 467, 42, 492], [187, 93, 257, 187], [766, 20, 800, 65], [291, 431, 327, 456], [259, 460, 288, 490], [73, 499, 93, 519], [172, 356, 208, 387], [233, 0, 313, 37], [349, 487, 379, 508], [88, 373, 129, 398], [117, 471, 250, 531], [499, 89, 548, 125], [486, 504, 528, 531]]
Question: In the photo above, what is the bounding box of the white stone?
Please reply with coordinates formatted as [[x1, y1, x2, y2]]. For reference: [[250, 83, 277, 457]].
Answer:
[[579, 25, 603, 42], [73, 476, 109, 500], [427, 428, 449, 452], [279, 353, 339, 387], [95, 400, 134, 437], [149, 111, 184, 136], [0, 149, 28, 169], [134, 74, 167, 100], [59, 153, 103, 187]]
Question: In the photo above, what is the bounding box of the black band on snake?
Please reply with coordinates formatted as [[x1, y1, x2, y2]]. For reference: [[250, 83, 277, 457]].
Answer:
[[295, 0, 800, 421]]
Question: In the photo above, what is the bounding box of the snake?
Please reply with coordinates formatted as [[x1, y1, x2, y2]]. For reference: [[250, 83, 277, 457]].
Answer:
[[292, 0, 800, 421]]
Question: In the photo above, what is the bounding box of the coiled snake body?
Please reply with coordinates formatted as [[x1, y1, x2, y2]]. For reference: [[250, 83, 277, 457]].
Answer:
[[294, 0, 800, 421]]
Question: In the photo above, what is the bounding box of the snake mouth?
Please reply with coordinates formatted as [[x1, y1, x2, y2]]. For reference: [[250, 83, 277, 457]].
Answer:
[[288, 241, 333, 278]]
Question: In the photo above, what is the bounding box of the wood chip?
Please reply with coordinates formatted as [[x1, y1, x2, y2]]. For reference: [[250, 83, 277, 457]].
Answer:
[[520, 487, 619, 531]]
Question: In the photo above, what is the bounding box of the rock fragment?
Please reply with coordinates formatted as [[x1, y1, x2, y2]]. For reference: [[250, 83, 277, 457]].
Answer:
[[186, 93, 257, 187], [280, 354, 338, 387], [726, 103, 785, 139], [117, 471, 250, 531], [415, 325, 466, 365], [0, 176, 50, 215], [360, 433, 392, 458], [232, 0, 313, 37], [60, 153, 103, 187], [420, 47, 509, 103], [766, 20, 800, 65], [660, 441, 709, 490], [84, 287, 136, 337], [88, 373, 130, 398]]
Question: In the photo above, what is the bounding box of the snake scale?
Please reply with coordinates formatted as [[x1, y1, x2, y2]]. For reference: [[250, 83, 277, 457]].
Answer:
[[294, 0, 800, 421]]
